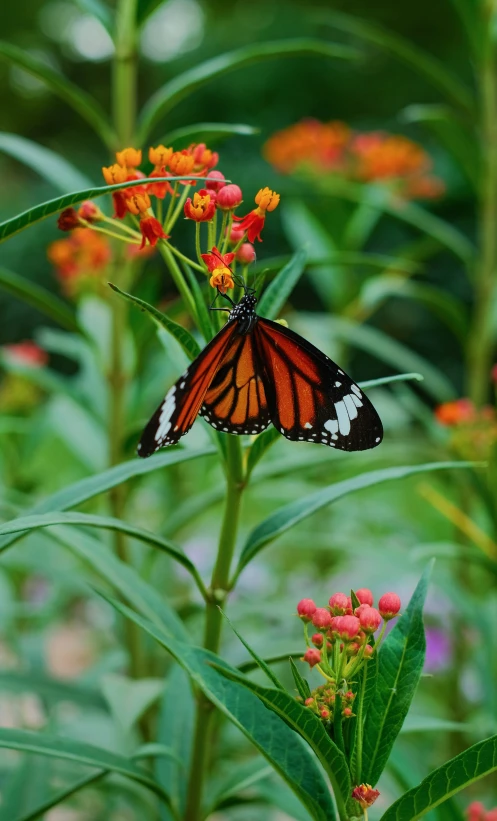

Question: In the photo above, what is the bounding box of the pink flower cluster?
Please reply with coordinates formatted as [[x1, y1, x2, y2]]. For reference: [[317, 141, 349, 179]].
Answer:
[[467, 803, 497, 821]]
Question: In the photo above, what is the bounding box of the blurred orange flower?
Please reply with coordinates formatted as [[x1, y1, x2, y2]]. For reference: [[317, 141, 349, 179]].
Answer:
[[48, 227, 111, 296]]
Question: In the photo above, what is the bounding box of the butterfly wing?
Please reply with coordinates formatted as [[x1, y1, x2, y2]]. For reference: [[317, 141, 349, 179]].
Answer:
[[137, 321, 237, 456], [200, 330, 271, 435], [254, 318, 383, 451]]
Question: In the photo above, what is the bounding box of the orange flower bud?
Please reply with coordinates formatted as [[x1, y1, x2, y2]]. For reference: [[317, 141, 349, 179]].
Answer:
[[102, 163, 128, 185], [125, 192, 151, 215], [209, 267, 234, 294], [149, 145, 173, 168], [351, 784, 380, 809], [116, 147, 142, 168], [255, 186, 280, 212], [169, 150, 195, 177]]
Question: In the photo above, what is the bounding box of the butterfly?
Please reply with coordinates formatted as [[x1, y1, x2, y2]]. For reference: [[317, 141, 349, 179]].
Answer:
[[137, 283, 383, 457]]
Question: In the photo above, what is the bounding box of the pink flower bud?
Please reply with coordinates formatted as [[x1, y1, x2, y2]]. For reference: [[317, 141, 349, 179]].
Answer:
[[329, 615, 343, 634], [364, 644, 374, 658], [236, 242, 256, 264], [329, 592, 349, 614], [342, 707, 353, 717], [227, 223, 246, 243], [355, 588, 374, 606], [320, 708, 330, 719], [304, 697, 314, 706], [346, 641, 361, 657], [345, 690, 355, 700], [311, 632, 323, 647], [378, 592, 401, 620], [302, 648, 321, 668], [216, 184, 243, 210], [297, 599, 316, 621], [312, 608, 333, 630], [77, 200, 102, 222], [358, 606, 382, 633], [205, 170, 226, 191], [337, 615, 360, 641]]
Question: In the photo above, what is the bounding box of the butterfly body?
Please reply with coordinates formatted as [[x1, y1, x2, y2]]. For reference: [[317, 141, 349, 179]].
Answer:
[[137, 293, 383, 457]]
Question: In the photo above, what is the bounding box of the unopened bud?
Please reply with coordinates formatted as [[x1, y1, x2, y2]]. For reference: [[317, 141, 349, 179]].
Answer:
[[297, 599, 317, 621], [378, 592, 401, 620]]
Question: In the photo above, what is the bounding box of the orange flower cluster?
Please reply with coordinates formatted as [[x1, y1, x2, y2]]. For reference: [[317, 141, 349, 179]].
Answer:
[[264, 118, 444, 200], [435, 398, 497, 460], [48, 228, 111, 296]]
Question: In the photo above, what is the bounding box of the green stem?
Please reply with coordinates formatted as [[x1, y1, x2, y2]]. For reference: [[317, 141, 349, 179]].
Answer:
[[217, 210, 229, 250], [467, 2, 497, 406], [164, 182, 179, 228], [195, 221, 204, 265], [166, 241, 205, 273], [166, 185, 191, 232], [158, 242, 198, 323], [112, 0, 138, 147], [184, 435, 245, 821]]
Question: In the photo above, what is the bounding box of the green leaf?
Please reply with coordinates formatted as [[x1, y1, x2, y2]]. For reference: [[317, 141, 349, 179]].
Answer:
[[0, 133, 92, 192], [362, 562, 433, 786], [245, 428, 281, 479], [358, 275, 468, 342], [380, 734, 497, 821], [0, 727, 171, 805], [238, 652, 305, 675], [326, 316, 456, 401], [258, 248, 308, 320], [211, 663, 350, 814], [109, 283, 201, 361], [316, 11, 474, 114], [100, 596, 339, 821], [0, 511, 207, 597], [0, 43, 116, 148], [358, 372, 424, 389], [101, 674, 165, 735], [0, 175, 197, 244], [156, 664, 194, 820], [159, 122, 259, 147], [289, 658, 311, 701], [54, 526, 189, 642], [0, 671, 106, 709], [137, 40, 359, 142], [220, 609, 284, 689], [0, 446, 215, 555], [235, 464, 477, 577], [0, 266, 78, 331], [75, 0, 113, 32]]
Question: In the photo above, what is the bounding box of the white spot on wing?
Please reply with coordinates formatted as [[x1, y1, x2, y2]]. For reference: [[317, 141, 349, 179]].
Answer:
[[351, 394, 363, 408], [304, 422, 313, 429], [324, 418, 339, 435], [351, 384, 361, 397], [334, 400, 351, 436], [343, 394, 358, 421], [334, 381, 342, 388]]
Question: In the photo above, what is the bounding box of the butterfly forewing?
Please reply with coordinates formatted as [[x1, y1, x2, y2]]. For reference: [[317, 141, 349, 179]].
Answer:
[[137, 321, 237, 456], [200, 332, 271, 435], [254, 318, 383, 451]]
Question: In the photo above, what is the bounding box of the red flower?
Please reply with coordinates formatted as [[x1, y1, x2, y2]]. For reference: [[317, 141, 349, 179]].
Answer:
[[233, 187, 280, 242], [57, 208, 80, 231], [192, 142, 219, 173], [201, 246, 235, 273], [139, 216, 168, 249], [201, 246, 235, 294], [148, 169, 176, 199], [435, 398, 475, 426], [3, 341, 48, 367], [184, 189, 216, 222], [352, 784, 380, 809]]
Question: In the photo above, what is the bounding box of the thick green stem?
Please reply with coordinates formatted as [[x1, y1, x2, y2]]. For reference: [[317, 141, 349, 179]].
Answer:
[[112, 0, 138, 147], [467, 2, 497, 406], [184, 436, 245, 821]]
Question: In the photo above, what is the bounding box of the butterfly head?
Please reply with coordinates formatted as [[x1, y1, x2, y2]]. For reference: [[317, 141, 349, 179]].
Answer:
[[229, 293, 258, 334]]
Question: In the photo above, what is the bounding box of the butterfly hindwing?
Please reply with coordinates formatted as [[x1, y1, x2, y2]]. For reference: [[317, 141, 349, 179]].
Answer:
[[137, 321, 236, 456], [254, 318, 383, 451], [200, 331, 271, 435]]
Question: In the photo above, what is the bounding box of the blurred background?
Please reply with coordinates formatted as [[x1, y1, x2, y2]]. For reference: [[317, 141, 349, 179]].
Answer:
[[1, 1, 497, 820]]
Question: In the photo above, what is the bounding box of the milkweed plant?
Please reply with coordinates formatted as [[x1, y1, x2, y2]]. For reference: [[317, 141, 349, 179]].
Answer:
[[0, 1, 496, 821]]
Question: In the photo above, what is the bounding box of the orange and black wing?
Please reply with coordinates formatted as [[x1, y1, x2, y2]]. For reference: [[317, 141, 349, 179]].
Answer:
[[137, 321, 237, 456], [254, 318, 383, 451], [200, 330, 271, 435]]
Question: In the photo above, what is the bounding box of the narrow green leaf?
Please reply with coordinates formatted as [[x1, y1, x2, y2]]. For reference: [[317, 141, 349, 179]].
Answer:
[[0, 133, 92, 192], [0, 511, 207, 597], [362, 562, 433, 785], [0, 446, 215, 555], [101, 674, 165, 735], [220, 609, 284, 689], [358, 275, 467, 342], [156, 664, 194, 819], [211, 663, 351, 813], [160, 122, 259, 147], [257, 248, 308, 320], [75, 0, 113, 32], [235, 464, 477, 577], [0, 266, 78, 331], [0, 671, 106, 709], [109, 283, 201, 361], [380, 734, 497, 821], [358, 373, 423, 389], [326, 316, 455, 401], [289, 658, 311, 700], [101, 596, 339, 821], [238, 651, 304, 675], [137, 40, 359, 142], [0, 727, 172, 805], [316, 11, 474, 113], [0, 176, 198, 243], [245, 428, 281, 479], [54, 526, 189, 642], [13, 771, 106, 821], [0, 43, 116, 148]]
